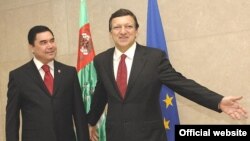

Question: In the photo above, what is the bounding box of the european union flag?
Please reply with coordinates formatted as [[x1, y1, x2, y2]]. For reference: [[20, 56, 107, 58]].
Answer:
[[146, 0, 180, 141]]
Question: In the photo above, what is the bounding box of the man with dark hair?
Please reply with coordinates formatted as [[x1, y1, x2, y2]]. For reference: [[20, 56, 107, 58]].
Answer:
[[87, 9, 248, 141], [6, 25, 90, 141]]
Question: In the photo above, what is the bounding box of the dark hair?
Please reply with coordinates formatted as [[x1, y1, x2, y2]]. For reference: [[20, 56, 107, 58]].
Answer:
[[28, 25, 54, 46], [109, 8, 139, 32]]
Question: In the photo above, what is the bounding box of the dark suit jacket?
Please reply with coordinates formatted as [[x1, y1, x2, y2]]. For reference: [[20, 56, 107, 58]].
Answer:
[[6, 60, 89, 141], [88, 43, 223, 141]]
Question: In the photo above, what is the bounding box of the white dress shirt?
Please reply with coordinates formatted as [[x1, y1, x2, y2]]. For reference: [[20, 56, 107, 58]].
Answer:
[[113, 42, 136, 82], [33, 57, 54, 80]]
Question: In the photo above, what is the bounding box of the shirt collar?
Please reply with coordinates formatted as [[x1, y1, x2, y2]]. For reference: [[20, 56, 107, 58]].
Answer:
[[114, 42, 136, 60], [33, 57, 54, 71]]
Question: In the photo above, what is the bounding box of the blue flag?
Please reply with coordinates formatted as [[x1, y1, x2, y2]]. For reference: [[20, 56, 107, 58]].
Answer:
[[147, 0, 180, 141]]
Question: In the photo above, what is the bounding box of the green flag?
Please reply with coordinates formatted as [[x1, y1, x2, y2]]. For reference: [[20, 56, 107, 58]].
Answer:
[[76, 0, 106, 140]]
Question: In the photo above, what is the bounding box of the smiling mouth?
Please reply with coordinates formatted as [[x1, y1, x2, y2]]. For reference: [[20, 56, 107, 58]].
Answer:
[[47, 51, 55, 54], [119, 37, 128, 41]]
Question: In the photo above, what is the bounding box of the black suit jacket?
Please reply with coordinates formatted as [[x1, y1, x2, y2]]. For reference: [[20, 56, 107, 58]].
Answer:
[[6, 60, 89, 141], [88, 43, 223, 141]]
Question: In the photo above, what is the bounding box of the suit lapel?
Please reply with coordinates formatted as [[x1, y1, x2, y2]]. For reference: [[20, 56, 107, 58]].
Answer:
[[126, 45, 147, 99], [103, 48, 123, 100], [26, 60, 50, 95], [53, 61, 63, 96]]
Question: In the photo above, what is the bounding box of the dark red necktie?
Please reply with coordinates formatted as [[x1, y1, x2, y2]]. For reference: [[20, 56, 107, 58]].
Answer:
[[42, 65, 54, 95], [116, 54, 127, 99]]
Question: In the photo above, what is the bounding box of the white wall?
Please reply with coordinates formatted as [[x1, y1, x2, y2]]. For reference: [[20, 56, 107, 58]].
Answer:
[[1, 0, 249, 140]]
